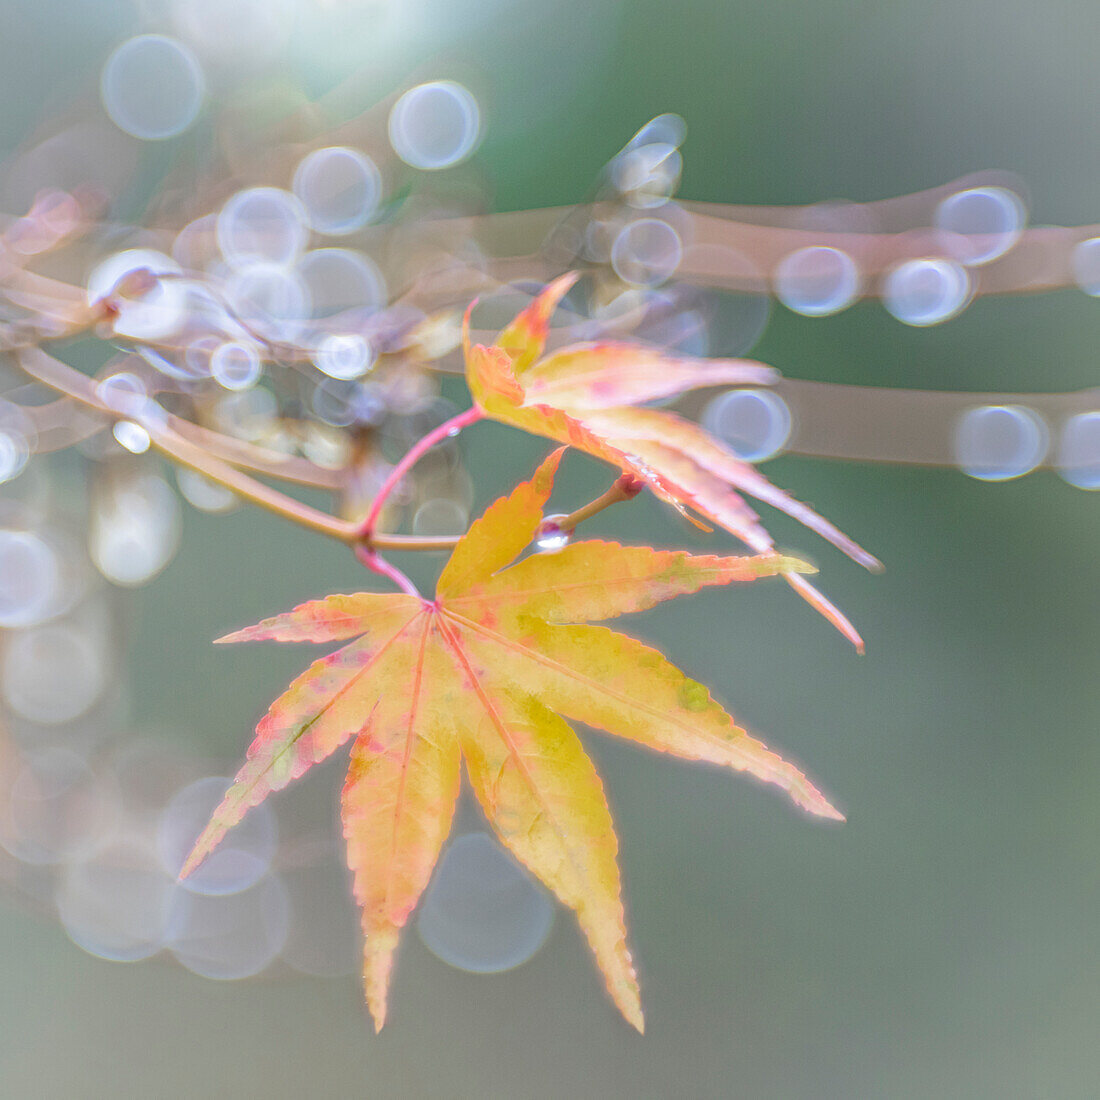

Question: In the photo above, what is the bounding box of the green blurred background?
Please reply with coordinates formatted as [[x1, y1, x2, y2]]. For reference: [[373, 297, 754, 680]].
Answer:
[[1, 0, 1098, 1095]]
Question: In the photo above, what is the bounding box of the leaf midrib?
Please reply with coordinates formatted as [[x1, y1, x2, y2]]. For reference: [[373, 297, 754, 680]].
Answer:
[[441, 607, 790, 781], [435, 615, 591, 896], [444, 559, 783, 613], [247, 607, 426, 797]]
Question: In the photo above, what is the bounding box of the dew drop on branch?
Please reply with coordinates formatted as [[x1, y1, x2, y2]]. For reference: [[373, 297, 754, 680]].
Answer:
[[883, 258, 971, 326], [933, 186, 1026, 266], [774, 246, 860, 316], [954, 404, 1048, 481], [1055, 411, 1100, 489], [702, 389, 793, 462], [113, 421, 151, 454], [535, 514, 571, 552], [1071, 237, 1100, 295]]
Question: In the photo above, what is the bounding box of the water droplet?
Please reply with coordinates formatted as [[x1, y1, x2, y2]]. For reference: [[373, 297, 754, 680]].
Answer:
[[388, 81, 481, 170], [1071, 237, 1100, 296], [934, 186, 1026, 266], [535, 515, 572, 553], [113, 421, 151, 454], [417, 833, 554, 973], [0, 397, 34, 485], [883, 258, 971, 326], [702, 389, 793, 462], [158, 776, 278, 896], [774, 246, 860, 316], [97, 373, 148, 417], [292, 146, 382, 236], [101, 35, 204, 141], [954, 404, 1048, 481], [1055, 411, 1100, 489]]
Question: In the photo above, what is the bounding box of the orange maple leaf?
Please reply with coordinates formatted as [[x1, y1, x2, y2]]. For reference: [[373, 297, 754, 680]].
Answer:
[[464, 273, 881, 650], [182, 449, 843, 1032]]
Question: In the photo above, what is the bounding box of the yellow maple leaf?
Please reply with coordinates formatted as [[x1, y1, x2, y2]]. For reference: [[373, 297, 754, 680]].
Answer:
[[182, 450, 842, 1032], [465, 274, 881, 650]]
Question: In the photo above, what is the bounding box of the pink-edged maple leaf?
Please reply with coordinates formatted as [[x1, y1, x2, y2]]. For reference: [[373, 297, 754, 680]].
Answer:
[[465, 273, 881, 650], [182, 450, 843, 1032]]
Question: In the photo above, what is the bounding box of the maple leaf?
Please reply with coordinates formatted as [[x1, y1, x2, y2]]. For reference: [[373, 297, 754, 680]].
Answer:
[[182, 450, 843, 1032], [465, 273, 881, 650]]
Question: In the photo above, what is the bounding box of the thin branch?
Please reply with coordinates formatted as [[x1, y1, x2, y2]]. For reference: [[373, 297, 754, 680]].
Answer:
[[18, 347, 360, 541], [164, 416, 345, 490], [358, 404, 484, 537], [16, 351, 646, 557], [13, 347, 462, 549]]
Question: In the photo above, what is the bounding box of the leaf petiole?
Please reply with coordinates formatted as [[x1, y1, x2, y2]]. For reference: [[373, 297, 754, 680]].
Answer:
[[354, 545, 423, 599]]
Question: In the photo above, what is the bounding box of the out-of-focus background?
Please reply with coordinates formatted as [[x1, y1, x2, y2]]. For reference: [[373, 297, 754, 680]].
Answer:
[[1, 1, 1098, 1096]]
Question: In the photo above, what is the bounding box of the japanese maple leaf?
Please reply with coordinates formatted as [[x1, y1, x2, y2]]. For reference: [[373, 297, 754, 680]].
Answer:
[[181, 449, 843, 1032], [464, 273, 881, 650]]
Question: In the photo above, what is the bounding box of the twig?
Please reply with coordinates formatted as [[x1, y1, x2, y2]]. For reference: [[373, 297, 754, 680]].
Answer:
[[15, 349, 645, 556], [14, 347, 437, 548], [164, 416, 345, 490], [358, 404, 484, 537]]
